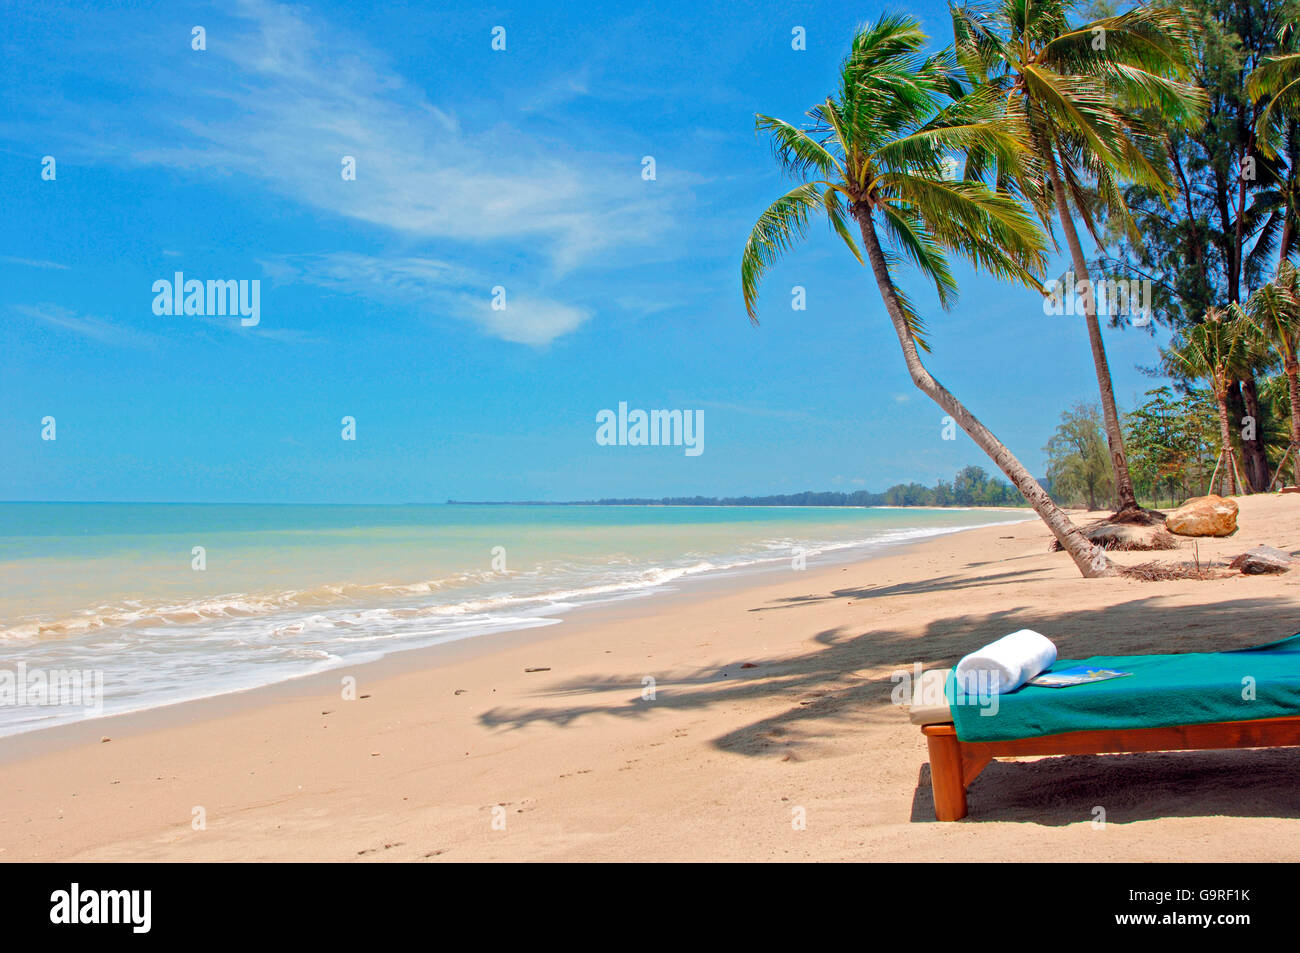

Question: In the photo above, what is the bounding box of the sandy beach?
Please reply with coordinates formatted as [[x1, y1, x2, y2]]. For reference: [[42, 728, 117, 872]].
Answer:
[[4, 494, 1300, 862]]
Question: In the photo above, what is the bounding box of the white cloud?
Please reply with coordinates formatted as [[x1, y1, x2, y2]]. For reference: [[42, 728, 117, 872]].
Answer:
[[262, 253, 472, 296], [125, 0, 670, 273], [0, 256, 70, 270], [519, 68, 594, 114], [8, 0, 690, 347], [468, 295, 591, 346], [263, 252, 590, 345], [13, 303, 151, 347]]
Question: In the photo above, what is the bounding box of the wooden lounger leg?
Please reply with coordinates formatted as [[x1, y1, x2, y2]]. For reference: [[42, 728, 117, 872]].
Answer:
[[925, 726, 968, 821]]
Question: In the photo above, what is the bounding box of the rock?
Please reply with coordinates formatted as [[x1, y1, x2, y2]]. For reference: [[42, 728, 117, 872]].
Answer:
[[1165, 495, 1239, 537], [1228, 545, 1295, 574]]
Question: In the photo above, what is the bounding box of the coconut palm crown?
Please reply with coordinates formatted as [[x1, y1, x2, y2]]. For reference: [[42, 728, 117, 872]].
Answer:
[[1244, 260, 1300, 482], [949, 0, 1206, 515], [741, 13, 1113, 577], [1166, 306, 1255, 493], [1250, 19, 1300, 157], [951, 0, 1204, 241]]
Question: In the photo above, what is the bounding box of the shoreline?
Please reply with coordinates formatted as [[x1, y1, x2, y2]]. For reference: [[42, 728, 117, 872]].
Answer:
[[0, 511, 1033, 743], [4, 498, 1300, 861]]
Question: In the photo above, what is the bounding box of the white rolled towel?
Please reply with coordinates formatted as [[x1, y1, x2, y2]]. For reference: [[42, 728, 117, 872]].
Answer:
[[954, 629, 1057, 695]]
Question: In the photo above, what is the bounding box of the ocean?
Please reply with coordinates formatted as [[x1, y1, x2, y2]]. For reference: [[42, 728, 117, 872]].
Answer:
[[0, 502, 1029, 735]]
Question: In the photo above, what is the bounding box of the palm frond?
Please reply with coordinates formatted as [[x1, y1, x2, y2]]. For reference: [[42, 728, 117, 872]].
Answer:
[[756, 114, 841, 179], [741, 182, 828, 323]]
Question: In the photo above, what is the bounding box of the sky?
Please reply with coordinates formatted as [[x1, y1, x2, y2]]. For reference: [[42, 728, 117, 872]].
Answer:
[[0, 0, 1175, 503]]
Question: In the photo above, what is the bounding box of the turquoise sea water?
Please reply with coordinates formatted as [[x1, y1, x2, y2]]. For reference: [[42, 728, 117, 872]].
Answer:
[[0, 503, 1028, 735]]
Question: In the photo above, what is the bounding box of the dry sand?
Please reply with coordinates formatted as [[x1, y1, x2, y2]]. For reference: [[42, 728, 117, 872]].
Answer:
[[4, 494, 1300, 862]]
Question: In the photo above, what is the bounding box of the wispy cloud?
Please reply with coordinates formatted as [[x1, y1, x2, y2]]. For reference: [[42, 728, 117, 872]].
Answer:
[[122, 0, 674, 273], [12, 303, 151, 347], [6, 0, 698, 347], [518, 68, 594, 114], [697, 400, 818, 423], [0, 256, 70, 270], [262, 252, 590, 345]]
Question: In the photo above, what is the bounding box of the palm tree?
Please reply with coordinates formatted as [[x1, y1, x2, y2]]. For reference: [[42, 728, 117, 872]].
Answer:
[[951, 0, 1205, 516], [1244, 260, 1300, 485], [1250, 20, 1300, 161], [741, 14, 1112, 577], [1248, 19, 1300, 263], [1166, 307, 1253, 495]]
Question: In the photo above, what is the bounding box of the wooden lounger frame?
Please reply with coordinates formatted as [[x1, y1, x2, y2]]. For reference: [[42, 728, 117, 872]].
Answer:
[[923, 716, 1300, 821]]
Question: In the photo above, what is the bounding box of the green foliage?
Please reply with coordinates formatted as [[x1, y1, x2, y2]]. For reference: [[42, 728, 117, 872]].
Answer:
[[1249, 17, 1300, 155], [1244, 260, 1300, 366], [1092, 0, 1300, 328], [950, 464, 1024, 504], [741, 13, 1050, 345], [1122, 387, 1218, 505], [872, 465, 1023, 506], [952, 0, 1205, 247], [1044, 403, 1116, 508], [1165, 304, 1255, 397]]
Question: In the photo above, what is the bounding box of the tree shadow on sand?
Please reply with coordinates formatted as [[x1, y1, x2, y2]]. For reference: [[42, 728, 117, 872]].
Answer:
[[745, 566, 1053, 610], [477, 581, 1300, 824]]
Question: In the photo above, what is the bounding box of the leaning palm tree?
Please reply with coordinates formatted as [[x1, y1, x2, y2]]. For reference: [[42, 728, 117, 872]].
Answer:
[[742, 14, 1112, 577], [951, 0, 1205, 517], [1244, 261, 1300, 486], [1166, 307, 1254, 496]]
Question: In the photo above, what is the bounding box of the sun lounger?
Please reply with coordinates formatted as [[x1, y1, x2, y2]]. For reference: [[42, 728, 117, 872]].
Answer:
[[909, 634, 1300, 821]]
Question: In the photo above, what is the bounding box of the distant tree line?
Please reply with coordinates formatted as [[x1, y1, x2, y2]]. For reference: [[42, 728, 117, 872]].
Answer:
[[449, 466, 1026, 507]]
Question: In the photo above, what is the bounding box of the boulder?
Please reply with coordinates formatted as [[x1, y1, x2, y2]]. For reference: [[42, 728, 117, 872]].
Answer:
[[1228, 545, 1295, 574], [1165, 495, 1239, 537]]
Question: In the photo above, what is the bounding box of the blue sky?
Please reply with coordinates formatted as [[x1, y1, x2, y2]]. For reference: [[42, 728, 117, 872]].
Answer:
[[0, 0, 1172, 503]]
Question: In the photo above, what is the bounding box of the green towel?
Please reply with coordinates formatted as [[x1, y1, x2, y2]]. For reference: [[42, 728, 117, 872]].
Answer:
[[949, 633, 1300, 743]]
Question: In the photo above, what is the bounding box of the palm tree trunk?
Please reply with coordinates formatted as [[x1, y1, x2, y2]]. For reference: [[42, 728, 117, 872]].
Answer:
[[1239, 377, 1268, 491], [1043, 147, 1140, 513], [1281, 122, 1298, 265], [1227, 135, 1267, 493], [1287, 359, 1300, 487], [854, 207, 1113, 578], [1216, 394, 1238, 495]]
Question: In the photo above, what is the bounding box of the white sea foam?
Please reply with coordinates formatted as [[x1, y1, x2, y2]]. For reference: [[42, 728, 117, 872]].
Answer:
[[0, 508, 1030, 736]]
